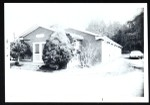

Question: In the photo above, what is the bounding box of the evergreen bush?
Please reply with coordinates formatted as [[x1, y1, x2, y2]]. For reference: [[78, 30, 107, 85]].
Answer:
[[42, 31, 73, 70]]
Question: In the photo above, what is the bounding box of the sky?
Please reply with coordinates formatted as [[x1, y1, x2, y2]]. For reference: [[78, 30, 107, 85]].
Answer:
[[4, 3, 146, 41]]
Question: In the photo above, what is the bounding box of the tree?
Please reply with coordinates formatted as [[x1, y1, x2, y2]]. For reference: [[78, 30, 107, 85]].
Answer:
[[42, 30, 74, 70], [112, 10, 144, 53], [10, 40, 32, 65], [106, 22, 123, 37], [86, 20, 122, 38], [86, 20, 107, 35]]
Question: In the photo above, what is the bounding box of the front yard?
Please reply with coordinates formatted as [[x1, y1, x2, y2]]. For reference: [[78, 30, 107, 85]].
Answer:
[[10, 60, 44, 71], [6, 56, 145, 102]]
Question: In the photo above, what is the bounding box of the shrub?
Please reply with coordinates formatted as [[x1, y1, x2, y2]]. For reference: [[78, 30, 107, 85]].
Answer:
[[10, 40, 32, 65], [79, 43, 100, 67], [42, 31, 74, 70]]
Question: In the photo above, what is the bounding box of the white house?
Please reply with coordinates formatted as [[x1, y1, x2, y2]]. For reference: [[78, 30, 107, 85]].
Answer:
[[19, 26, 122, 64]]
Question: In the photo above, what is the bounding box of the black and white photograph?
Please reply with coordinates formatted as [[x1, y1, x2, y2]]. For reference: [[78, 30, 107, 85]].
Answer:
[[4, 3, 148, 102]]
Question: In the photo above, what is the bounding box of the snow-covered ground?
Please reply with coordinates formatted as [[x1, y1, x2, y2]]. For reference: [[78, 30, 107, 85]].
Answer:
[[5, 57, 146, 102]]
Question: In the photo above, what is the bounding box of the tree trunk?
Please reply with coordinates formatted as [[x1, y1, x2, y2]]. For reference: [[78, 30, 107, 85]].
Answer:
[[15, 54, 20, 65], [17, 55, 20, 63]]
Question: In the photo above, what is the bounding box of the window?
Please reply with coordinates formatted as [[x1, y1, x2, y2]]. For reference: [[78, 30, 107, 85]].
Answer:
[[107, 41, 110, 44], [35, 44, 39, 54]]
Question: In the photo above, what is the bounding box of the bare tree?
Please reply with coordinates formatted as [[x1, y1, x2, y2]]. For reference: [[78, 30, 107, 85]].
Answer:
[[86, 20, 107, 36], [86, 20, 122, 38]]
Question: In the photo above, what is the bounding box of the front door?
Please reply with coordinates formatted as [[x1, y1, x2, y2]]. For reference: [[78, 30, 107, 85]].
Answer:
[[33, 42, 45, 63]]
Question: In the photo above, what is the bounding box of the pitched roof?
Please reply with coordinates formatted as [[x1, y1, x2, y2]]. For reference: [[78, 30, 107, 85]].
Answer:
[[66, 27, 122, 48], [19, 25, 122, 48], [19, 25, 56, 38], [95, 36, 122, 48], [65, 27, 101, 37], [19, 25, 84, 40], [68, 33, 84, 40]]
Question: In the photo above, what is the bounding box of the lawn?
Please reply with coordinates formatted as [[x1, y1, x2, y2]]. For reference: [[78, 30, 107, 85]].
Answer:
[[6, 56, 145, 102], [10, 61, 44, 71]]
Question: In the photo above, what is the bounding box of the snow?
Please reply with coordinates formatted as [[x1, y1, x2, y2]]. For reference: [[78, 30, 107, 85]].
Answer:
[[5, 57, 145, 102]]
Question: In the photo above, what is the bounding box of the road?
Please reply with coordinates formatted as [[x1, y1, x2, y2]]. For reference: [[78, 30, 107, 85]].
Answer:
[[5, 56, 145, 102]]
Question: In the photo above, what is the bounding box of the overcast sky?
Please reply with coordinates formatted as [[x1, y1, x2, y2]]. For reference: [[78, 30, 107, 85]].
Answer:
[[4, 3, 145, 41]]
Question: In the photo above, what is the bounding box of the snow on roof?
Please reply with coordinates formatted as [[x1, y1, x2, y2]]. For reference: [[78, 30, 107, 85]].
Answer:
[[68, 33, 84, 40], [19, 25, 121, 48], [19, 25, 87, 40], [96, 36, 123, 48], [65, 27, 101, 37], [66, 27, 122, 48]]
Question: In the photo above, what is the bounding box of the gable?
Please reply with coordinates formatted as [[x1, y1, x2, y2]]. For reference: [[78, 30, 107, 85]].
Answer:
[[65, 28, 98, 43], [21, 27, 55, 43]]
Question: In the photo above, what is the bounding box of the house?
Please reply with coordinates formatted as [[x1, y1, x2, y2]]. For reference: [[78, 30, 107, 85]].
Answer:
[[19, 26, 84, 63], [65, 28, 122, 64], [19, 25, 122, 64]]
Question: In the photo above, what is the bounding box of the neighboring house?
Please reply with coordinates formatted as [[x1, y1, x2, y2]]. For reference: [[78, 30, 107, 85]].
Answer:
[[19, 26, 122, 64]]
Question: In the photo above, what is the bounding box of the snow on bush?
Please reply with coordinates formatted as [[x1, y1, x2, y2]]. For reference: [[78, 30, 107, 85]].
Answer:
[[80, 43, 100, 68], [42, 30, 74, 70], [10, 40, 32, 65]]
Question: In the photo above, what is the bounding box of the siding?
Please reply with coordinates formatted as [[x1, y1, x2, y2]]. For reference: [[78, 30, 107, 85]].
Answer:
[[101, 39, 122, 63], [20, 26, 121, 64], [65, 28, 102, 64], [23, 27, 54, 61]]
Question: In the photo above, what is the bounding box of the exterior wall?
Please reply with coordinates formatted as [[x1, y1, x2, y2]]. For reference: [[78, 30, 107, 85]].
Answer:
[[66, 28, 97, 47], [23, 27, 54, 61], [101, 39, 122, 63], [65, 28, 102, 64], [21, 27, 121, 64]]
